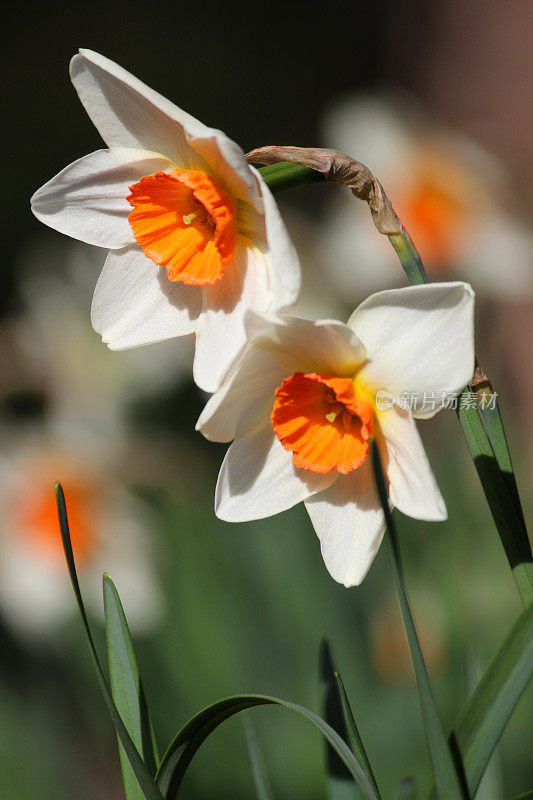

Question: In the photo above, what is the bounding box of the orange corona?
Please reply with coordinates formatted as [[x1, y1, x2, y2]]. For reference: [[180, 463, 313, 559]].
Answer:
[[271, 372, 374, 474], [128, 168, 237, 285]]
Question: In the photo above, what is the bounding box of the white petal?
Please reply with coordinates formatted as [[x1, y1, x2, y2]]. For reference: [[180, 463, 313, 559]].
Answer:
[[70, 50, 258, 206], [71, 49, 212, 167], [193, 239, 272, 392], [215, 425, 337, 521], [196, 345, 285, 442], [251, 167, 302, 310], [245, 311, 366, 376], [91, 246, 202, 349], [349, 282, 475, 417], [190, 131, 261, 209], [31, 148, 172, 249], [377, 405, 447, 521], [304, 460, 385, 587]]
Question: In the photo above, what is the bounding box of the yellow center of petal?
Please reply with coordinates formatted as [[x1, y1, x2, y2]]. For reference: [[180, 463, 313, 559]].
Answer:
[[127, 168, 237, 285], [271, 372, 374, 474]]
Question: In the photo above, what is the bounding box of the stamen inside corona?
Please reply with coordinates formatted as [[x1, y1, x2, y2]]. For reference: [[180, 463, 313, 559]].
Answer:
[[128, 168, 237, 285], [271, 373, 374, 474]]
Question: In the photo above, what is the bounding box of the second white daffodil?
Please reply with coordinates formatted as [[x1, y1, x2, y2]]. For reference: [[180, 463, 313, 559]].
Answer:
[[31, 50, 301, 392], [197, 282, 475, 587]]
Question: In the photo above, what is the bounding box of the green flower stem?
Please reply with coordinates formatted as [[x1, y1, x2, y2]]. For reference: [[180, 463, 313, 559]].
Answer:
[[386, 226, 530, 606], [260, 160, 533, 608], [371, 442, 466, 800], [388, 225, 532, 606], [258, 162, 324, 194], [388, 232, 429, 285]]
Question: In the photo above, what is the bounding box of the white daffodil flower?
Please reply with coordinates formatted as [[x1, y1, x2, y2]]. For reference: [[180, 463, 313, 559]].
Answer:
[[31, 50, 301, 392], [0, 430, 163, 639], [318, 93, 533, 300], [197, 282, 475, 587]]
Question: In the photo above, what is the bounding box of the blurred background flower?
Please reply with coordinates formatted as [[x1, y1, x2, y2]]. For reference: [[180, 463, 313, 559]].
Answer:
[[0, 426, 163, 639], [317, 91, 533, 299], [2, 1, 532, 798], [7, 239, 194, 438]]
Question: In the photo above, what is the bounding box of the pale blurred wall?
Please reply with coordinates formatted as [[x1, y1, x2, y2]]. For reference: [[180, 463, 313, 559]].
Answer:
[[383, 0, 533, 213]]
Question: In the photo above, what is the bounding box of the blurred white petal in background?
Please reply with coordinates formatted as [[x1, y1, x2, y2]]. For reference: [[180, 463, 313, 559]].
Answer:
[[0, 428, 163, 639], [11, 239, 194, 437], [318, 92, 533, 301]]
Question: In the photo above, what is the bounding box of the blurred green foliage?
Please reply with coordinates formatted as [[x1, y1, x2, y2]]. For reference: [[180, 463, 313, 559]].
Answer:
[[1, 396, 530, 799]]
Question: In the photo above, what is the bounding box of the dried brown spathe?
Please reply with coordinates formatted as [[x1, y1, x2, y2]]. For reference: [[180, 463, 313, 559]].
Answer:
[[246, 145, 404, 237]]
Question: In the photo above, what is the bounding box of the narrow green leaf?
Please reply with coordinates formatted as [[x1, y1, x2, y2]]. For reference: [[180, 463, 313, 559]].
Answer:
[[243, 716, 273, 800], [370, 444, 466, 800], [55, 483, 164, 800], [334, 672, 379, 796], [319, 641, 380, 799], [478, 397, 533, 606], [508, 792, 533, 800], [155, 695, 381, 800], [479, 398, 524, 520], [462, 654, 504, 800], [104, 574, 159, 800], [395, 777, 416, 800], [320, 640, 365, 800], [427, 601, 533, 799], [457, 398, 533, 607]]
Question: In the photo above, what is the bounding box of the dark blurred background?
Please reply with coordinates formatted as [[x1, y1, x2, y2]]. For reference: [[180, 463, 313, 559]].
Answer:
[[1, 2, 532, 798]]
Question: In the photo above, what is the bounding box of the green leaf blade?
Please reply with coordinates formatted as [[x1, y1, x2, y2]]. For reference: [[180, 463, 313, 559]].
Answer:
[[431, 602, 533, 800], [156, 695, 381, 800], [457, 401, 533, 607], [320, 641, 365, 800], [334, 672, 379, 795], [104, 574, 159, 800], [55, 483, 164, 800], [319, 640, 380, 799]]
